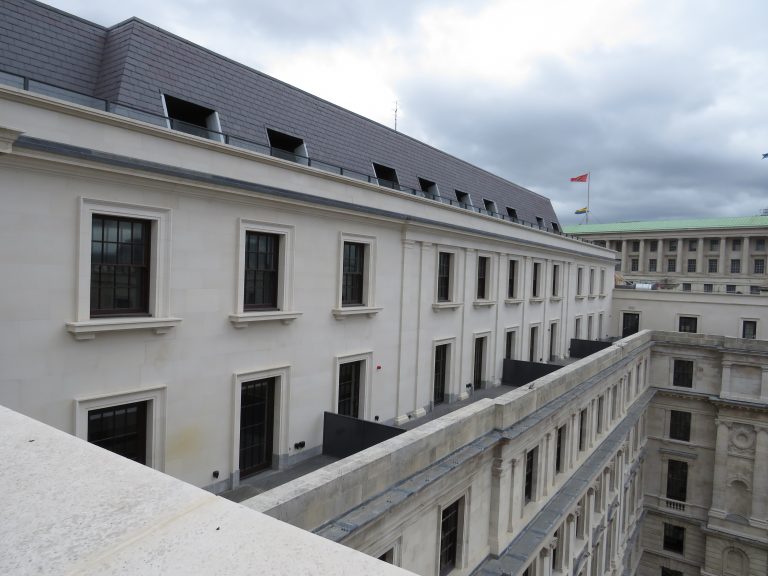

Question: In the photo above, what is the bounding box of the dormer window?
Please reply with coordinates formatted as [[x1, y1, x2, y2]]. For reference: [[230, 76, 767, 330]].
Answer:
[[418, 177, 439, 199], [372, 163, 399, 189], [552, 222, 560, 233], [536, 217, 544, 228], [455, 190, 471, 208], [162, 94, 222, 141], [506, 207, 518, 222], [483, 199, 497, 215], [267, 129, 308, 164]]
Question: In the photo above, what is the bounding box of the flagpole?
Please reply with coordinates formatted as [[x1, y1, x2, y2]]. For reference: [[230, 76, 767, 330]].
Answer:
[[586, 172, 590, 224]]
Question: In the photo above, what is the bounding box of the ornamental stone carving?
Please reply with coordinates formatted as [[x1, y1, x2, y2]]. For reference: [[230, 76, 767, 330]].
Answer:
[[729, 424, 755, 456]]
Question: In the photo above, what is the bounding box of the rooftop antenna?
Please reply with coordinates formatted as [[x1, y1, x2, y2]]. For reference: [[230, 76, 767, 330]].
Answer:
[[393, 100, 398, 132]]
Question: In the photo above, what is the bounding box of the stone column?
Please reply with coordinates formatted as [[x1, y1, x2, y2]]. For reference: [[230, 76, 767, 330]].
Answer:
[[721, 361, 732, 397], [588, 398, 596, 448], [542, 432, 551, 497], [539, 547, 552, 576], [565, 513, 576, 573], [489, 449, 511, 555], [676, 237, 684, 275], [620, 240, 628, 273], [638, 239, 645, 273], [719, 236, 727, 275], [696, 237, 704, 276], [710, 418, 730, 514], [569, 412, 578, 469], [750, 427, 768, 527]]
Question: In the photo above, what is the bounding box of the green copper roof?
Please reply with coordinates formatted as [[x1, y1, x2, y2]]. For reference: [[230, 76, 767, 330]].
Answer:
[[563, 216, 768, 235]]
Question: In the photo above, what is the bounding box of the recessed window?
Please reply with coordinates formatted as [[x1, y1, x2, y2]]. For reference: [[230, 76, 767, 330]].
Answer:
[[505, 329, 516, 360], [482, 199, 497, 214], [576, 267, 584, 295], [507, 259, 520, 299], [631, 241, 640, 252], [88, 401, 148, 464], [669, 410, 691, 441], [666, 460, 688, 504], [631, 258, 639, 272], [574, 317, 582, 339], [667, 259, 677, 272], [338, 360, 363, 418], [756, 238, 766, 251], [342, 242, 366, 306], [437, 252, 454, 302], [588, 268, 595, 295], [555, 425, 566, 473], [433, 343, 450, 405], [682, 283, 691, 292], [688, 239, 697, 251], [418, 177, 439, 198], [551, 222, 560, 233], [524, 446, 539, 503], [673, 359, 694, 388], [754, 259, 765, 274], [597, 395, 604, 433], [662, 568, 683, 576], [742, 320, 757, 339], [163, 94, 221, 140], [678, 316, 697, 333], [750, 286, 760, 294], [663, 523, 685, 554], [455, 190, 471, 208], [439, 499, 462, 575], [732, 239, 742, 251], [535, 217, 544, 228], [649, 259, 657, 272], [477, 256, 490, 300], [708, 259, 718, 273], [551, 264, 560, 297], [506, 207, 518, 221], [239, 377, 276, 477], [244, 232, 280, 310], [649, 240, 658, 252], [727, 284, 736, 293], [578, 408, 587, 451], [90, 215, 151, 317], [687, 259, 696, 273], [730, 259, 741, 273], [267, 128, 307, 163], [532, 262, 542, 298], [587, 315, 593, 340], [703, 284, 713, 293], [709, 238, 719, 251], [372, 163, 399, 189], [668, 239, 678, 252], [600, 269, 606, 294]]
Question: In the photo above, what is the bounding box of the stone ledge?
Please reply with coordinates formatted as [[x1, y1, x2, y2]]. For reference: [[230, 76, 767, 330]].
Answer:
[[65, 317, 182, 340]]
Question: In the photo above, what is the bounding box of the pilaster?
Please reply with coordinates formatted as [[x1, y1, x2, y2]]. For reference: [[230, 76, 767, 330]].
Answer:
[[750, 427, 768, 527], [710, 418, 731, 515]]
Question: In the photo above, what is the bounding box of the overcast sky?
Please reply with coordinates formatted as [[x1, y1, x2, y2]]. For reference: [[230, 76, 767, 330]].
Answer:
[[46, 0, 768, 225]]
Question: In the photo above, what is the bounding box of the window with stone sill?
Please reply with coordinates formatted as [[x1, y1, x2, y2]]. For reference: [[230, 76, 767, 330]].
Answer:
[[335, 233, 378, 316]]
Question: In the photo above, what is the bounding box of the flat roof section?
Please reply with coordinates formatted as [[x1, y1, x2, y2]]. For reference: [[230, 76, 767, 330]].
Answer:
[[564, 215, 768, 235]]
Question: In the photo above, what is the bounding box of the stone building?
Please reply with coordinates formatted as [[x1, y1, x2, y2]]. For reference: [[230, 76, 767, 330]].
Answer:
[[1, 3, 766, 576]]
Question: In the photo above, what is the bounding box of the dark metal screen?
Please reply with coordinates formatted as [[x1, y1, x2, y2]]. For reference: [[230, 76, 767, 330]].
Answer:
[[239, 377, 275, 478], [244, 231, 279, 310], [322, 412, 404, 459], [88, 401, 147, 464]]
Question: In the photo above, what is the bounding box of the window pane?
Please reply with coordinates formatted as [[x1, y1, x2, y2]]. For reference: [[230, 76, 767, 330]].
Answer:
[[244, 231, 280, 310]]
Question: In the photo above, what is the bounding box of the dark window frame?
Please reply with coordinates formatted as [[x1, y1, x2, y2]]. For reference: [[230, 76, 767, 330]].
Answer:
[[477, 256, 490, 299], [372, 162, 399, 189], [433, 344, 449, 405], [678, 316, 698, 333], [673, 359, 694, 388], [524, 446, 538, 503], [666, 460, 689, 503], [244, 231, 280, 311], [87, 401, 148, 464], [338, 360, 363, 418], [342, 242, 366, 307], [669, 410, 691, 441], [663, 523, 685, 554], [439, 499, 462, 576], [437, 252, 453, 302], [508, 259, 519, 299]]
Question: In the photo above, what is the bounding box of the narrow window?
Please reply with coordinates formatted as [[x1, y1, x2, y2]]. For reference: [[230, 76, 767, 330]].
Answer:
[[596, 395, 604, 433], [574, 317, 582, 339], [473, 337, 486, 390], [372, 162, 399, 189], [532, 262, 541, 297], [708, 259, 718, 273], [587, 315, 593, 340], [88, 401, 148, 464], [378, 549, 394, 564], [589, 269, 595, 294], [505, 330, 516, 360], [730, 259, 741, 273], [666, 460, 688, 503], [90, 215, 151, 317], [649, 259, 657, 272], [266, 128, 307, 163], [506, 207, 518, 221], [673, 360, 694, 388], [555, 425, 566, 473], [455, 190, 471, 208], [669, 411, 691, 441], [342, 242, 365, 306], [524, 446, 539, 503], [239, 378, 275, 477], [663, 523, 685, 554], [439, 500, 461, 575], [418, 177, 438, 199], [576, 267, 584, 295], [244, 231, 280, 310], [578, 409, 587, 451], [631, 258, 639, 272], [477, 256, 489, 299], [610, 384, 618, 420], [163, 94, 220, 139], [433, 344, 449, 405], [687, 259, 696, 273], [667, 259, 677, 272], [507, 260, 518, 299], [551, 264, 560, 297], [600, 269, 606, 293], [437, 252, 453, 302], [742, 320, 757, 339], [678, 316, 697, 333], [338, 361, 362, 418], [529, 326, 538, 362], [552, 222, 561, 233]]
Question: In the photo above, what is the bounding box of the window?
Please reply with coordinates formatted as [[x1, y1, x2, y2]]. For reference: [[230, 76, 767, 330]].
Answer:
[[649, 240, 658, 252], [477, 256, 490, 299], [673, 360, 693, 388], [439, 499, 461, 575], [667, 259, 677, 272], [536, 217, 544, 228], [576, 267, 584, 295], [709, 238, 719, 251], [239, 377, 276, 477], [678, 316, 697, 333], [649, 259, 657, 272], [687, 259, 696, 273], [418, 177, 438, 198], [338, 360, 363, 418], [574, 317, 582, 339], [631, 241, 640, 252], [372, 162, 399, 189], [88, 401, 148, 464], [589, 268, 595, 294], [703, 283, 713, 292], [668, 239, 678, 252], [732, 239, 741, 251], [244, 232, 279, 310], [610, 384, 618, 420], [751, 286, 760, 295], [688, 239, 697, 251], [682, 283, 691, 292], [596, 395, 604, 433], [552, 222, 560, 233], [555, 425, 566, 473], [662, 568, 683, 576], [578, 409, 587, 451], [90, 215, 151, 317], [600, 269, 606, 293], [663, 523, 685, 554], [731, 259, 741, 274], [666, 460, 688, 503], [742, 320, 757, 339], [506, 207, 518, 221], [437, 252, 453, 302], [708, 259, 718, 273], [266, 128, 307, 163], [163, 94, 221, 140], [757, 238, 766, 251], [532, 262, 542, 298], [505, 330, 516, 360], [755, 259, 765, 274], [552, 264, 560, 296], [594, 240, 606, 247], [507, 259, 520, 299], [669, 411, 691, 441], [455, 190, 471, 208], [631, 258, 639, 272], [727, 284, 736, 293], [524, 446, 539, 503], [433, 344, 449, 404], [529, 325, 538, 362], [342, 242, 366, 306], [483, 199, 497, 214]]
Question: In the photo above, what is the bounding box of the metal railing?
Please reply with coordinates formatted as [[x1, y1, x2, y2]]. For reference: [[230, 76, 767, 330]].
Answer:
[[0, 69, 596, 242]]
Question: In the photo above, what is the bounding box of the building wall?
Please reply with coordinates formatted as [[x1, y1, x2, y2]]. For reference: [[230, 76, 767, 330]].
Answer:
[[0, 87, 613, 493]]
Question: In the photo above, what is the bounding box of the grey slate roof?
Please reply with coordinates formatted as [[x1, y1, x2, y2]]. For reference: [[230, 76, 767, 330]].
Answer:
[[0, 0, 560, 228]]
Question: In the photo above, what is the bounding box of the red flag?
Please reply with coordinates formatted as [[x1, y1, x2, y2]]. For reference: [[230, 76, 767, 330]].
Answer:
[[570, 173, 588, 182]]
